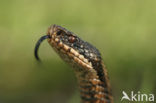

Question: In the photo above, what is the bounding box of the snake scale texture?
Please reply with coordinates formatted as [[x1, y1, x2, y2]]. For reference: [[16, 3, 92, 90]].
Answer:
[[34, 25, 114, 103]]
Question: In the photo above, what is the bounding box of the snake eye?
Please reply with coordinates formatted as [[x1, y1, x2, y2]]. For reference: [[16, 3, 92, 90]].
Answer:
[[69, 36, 76, 43], [56, 30, 62, 36]]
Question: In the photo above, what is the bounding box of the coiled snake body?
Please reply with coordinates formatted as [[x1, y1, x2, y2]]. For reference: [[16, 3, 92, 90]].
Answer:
[[34, 25, 113, 103]]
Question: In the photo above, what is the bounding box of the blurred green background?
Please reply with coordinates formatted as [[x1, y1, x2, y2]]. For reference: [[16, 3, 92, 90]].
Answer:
[[0, 0, 156, 103]]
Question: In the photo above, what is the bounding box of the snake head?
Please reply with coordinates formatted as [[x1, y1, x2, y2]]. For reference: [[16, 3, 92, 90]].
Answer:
[[47, 24, 101, 70]]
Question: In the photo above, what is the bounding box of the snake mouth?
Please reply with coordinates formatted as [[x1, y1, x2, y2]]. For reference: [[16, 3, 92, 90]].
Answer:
[[47, 25, 93, 70]]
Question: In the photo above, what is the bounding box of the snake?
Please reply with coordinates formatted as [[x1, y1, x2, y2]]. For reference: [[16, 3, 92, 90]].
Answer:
[[34, 24, 113, 103]]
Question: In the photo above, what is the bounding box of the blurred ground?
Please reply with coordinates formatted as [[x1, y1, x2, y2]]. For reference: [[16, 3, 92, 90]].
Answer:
[[0, 0, 156, 103]]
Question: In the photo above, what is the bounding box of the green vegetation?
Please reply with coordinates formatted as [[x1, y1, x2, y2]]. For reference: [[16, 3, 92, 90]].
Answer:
[[0, 0, 156, 103]]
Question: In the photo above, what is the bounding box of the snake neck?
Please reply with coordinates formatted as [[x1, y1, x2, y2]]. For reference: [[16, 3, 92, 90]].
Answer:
[[74, 62, 113, 103]]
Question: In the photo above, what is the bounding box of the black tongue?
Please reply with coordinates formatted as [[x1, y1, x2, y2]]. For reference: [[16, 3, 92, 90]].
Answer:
[[34, 35, 51, 61]]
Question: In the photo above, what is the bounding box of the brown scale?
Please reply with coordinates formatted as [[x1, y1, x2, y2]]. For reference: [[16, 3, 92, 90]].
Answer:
[[78, 76, 112, 103]]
